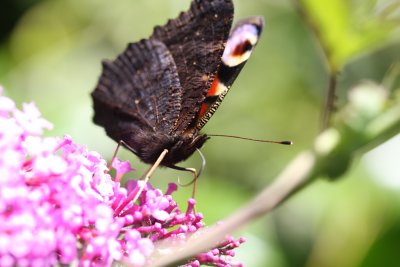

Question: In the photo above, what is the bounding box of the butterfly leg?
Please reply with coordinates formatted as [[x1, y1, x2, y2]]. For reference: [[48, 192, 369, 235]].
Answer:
[[173, 166, 198, 199], [170, 149, 206, 198], [108, 140, 122, 171], [108, 140, 138, 171], [132, 149, 169, 203], [114, 149, 169, 216]]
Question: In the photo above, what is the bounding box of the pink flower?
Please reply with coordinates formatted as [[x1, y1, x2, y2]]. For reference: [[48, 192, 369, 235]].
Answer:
[[112, 158, 133, 182], [0, 88, 245, 266], [123, 229, 154, 266], [145, 189, 171, 221], [184, 236, 246, 267]]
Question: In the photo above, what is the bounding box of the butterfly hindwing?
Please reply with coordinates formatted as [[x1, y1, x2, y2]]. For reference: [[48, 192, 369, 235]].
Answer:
[[151, 0, 234, 132], [92, 38, 183, 143]]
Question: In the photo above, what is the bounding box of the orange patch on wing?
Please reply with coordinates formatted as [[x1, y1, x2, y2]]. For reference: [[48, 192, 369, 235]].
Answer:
[[197, 102, 210, 118], [206, 75, 220, 97], [207, 75, 227, 98], [197, 75, 222, 118]]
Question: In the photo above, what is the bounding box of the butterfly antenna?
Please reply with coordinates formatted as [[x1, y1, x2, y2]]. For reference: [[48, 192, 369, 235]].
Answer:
[[208, 134, 293, 145]]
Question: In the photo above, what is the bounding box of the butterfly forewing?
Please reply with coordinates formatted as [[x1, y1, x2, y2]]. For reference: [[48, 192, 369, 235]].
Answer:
[[151, 0, 234, 132], [194, 16, 264, 131]]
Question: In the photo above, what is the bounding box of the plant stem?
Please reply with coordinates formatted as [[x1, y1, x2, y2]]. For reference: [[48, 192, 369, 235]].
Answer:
[[148, 151, 316, 267], [293, 0, 338, 131], [321, 73, 337, 131]]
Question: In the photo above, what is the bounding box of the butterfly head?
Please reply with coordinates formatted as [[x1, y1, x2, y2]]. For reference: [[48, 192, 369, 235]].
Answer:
[[126, 130, 209, 167], [162, 133, 210, 167]]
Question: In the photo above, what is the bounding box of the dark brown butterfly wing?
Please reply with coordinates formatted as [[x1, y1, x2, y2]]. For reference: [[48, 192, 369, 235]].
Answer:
[[151, 0, 234, 132], [91, 39, 183, 144], [194, 16, 264, 131], [92, 0, 237, 166]]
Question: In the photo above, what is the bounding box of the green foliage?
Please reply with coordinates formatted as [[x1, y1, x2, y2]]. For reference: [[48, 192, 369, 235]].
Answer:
[[1, 0, 400, 266], [314, 81, 400, 179], [300, 0, 398, 71]]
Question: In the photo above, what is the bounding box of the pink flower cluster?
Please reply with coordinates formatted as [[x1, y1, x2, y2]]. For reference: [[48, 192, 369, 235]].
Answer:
[[0, 86, 244, 267], [184, 236, 246, 267]]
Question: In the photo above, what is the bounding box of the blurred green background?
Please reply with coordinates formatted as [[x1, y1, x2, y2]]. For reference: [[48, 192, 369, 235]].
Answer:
[[1, 0, 400, 266]]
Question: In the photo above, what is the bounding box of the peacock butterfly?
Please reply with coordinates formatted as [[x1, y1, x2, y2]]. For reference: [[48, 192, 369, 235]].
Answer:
[[91, 0, 264, 169]]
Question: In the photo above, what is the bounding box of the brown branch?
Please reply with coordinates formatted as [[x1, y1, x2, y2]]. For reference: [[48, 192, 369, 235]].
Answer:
[[148, 151, 316, 267], [321, 73, 338, 131]]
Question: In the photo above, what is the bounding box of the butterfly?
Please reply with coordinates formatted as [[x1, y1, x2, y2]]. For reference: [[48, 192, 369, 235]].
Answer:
[[91, 0, 264, 170]]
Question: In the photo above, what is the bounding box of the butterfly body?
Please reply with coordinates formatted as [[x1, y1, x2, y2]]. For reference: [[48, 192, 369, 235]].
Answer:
[[115, 128, 209, 166], [92, 0, 263, 167]]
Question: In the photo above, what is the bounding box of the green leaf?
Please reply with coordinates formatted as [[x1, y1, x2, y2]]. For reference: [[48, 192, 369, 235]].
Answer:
[[299, 0, 398, 71]]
